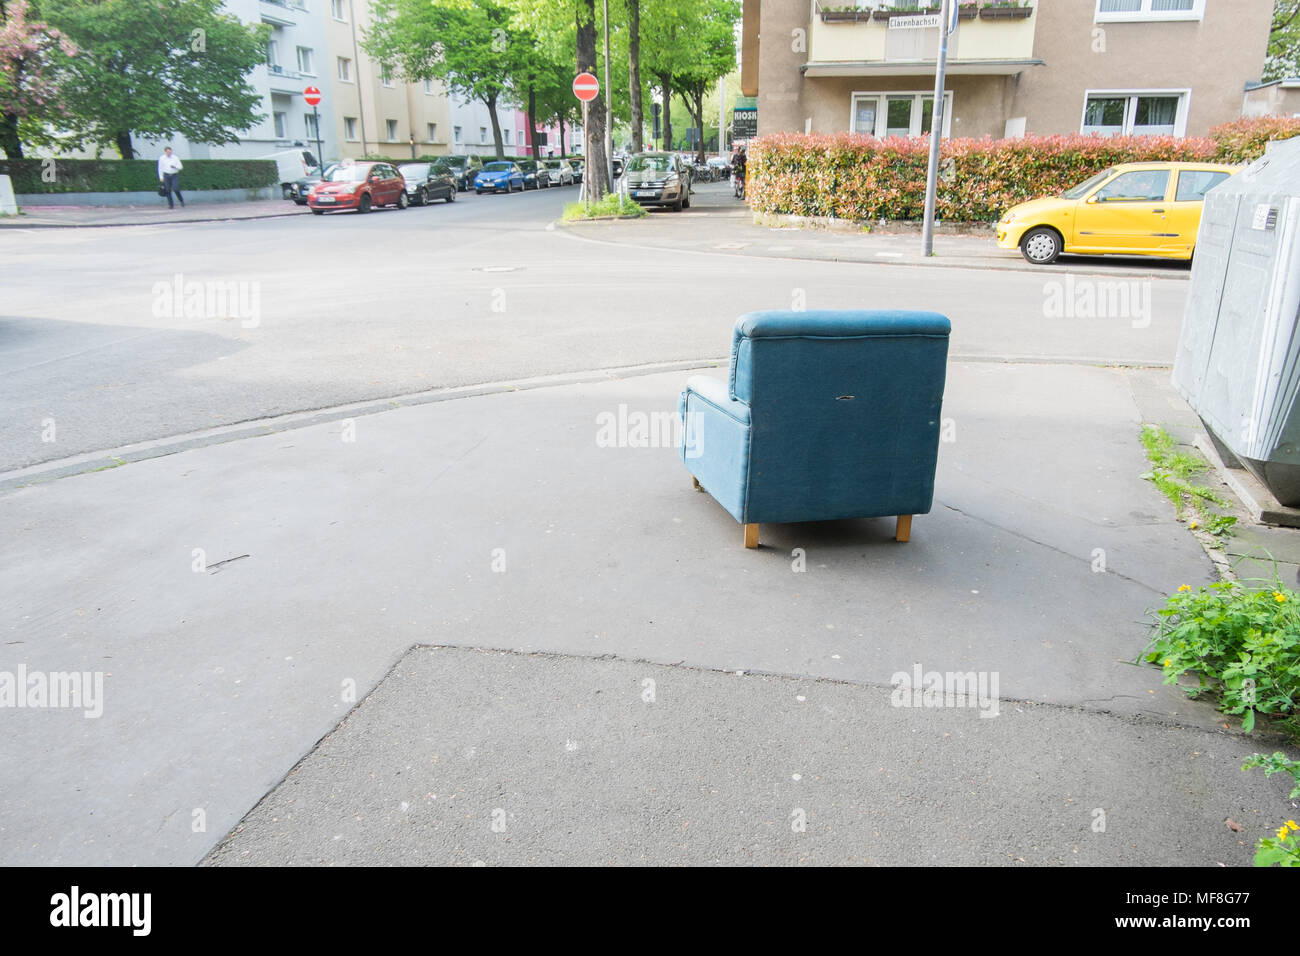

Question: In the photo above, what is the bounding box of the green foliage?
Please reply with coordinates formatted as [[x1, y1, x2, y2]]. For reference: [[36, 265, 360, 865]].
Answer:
[[1242, 751, 1300, 799], [747, 119, 1300, 223], [1268, 0, 1300, 81], [7, 158, 277, 193], [562, 192, 645, 219], [1209, 116, 1300, 164], [1138, 424, 1230, 518], [39, 0, 269, 157], [1144, 579, 1300, 738], [1241, 750, 1300, 866]]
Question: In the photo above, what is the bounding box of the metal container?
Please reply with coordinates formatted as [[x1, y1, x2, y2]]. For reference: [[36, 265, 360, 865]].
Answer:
[[1172, 136, 1300, 505]]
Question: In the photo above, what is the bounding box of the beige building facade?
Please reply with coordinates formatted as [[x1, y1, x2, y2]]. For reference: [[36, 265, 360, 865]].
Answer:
[[745, 0, 1271, 142]]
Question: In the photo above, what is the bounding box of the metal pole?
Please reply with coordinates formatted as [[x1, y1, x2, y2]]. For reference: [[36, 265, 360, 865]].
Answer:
[[581, 98, 589, 206], [603, 0, 613, 189], [313, 105, 323, 168], [921, 0, 952, 258]]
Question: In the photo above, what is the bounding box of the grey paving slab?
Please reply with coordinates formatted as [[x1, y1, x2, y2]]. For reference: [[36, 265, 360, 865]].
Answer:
[[203, 645, 1293, 867]]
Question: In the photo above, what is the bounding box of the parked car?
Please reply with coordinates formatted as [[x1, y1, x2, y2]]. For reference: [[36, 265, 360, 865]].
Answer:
[[996, 161, 1238, 265], [612, 157, 624, 180], [474, 161, 525, 194], [570, 159, 584, 184], [397, 162, 458, 205], [307, 161, 408, 214], [620, 152, 692, 211], [289, 161, 340, 205], [707, 156, 731, 179], [516, 160, 551, 190], [261, 148, 320, 199], [543, 159, 575, 186], [435, 155, 484, 191]]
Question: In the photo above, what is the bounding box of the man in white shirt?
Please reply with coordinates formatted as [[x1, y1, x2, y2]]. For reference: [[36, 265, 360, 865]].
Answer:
[[158, 147, 184, 208]]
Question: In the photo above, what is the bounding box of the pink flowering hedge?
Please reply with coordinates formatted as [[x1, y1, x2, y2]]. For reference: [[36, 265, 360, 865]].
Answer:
[[748, 121, 1300, 223]]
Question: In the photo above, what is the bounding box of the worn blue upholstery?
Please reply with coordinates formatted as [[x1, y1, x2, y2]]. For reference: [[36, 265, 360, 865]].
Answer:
[[679, 309, 951, 527]]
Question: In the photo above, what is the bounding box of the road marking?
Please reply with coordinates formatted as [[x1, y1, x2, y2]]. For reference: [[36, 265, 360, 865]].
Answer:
[[714, 242, 749, 249]]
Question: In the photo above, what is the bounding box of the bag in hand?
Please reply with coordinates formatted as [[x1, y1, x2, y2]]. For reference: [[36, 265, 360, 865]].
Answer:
[[158, 184, 168, 197]]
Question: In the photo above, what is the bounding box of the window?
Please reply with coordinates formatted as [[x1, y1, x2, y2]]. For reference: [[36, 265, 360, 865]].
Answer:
[[266, 39, 280, 68], [381, 67, 393, 88], [480, 127, 488, 143], [427, 123, 437, 142], [1094, 169, 1169, 202], [1095, 0, 1203, 22], [423, 79, 434, 95], [304, 112, 319, 140], [296, 47, 313, 75], [273, 112, 287, 138], [344, 117, 358, 140], [1175, 169, 1230, 201], [386, 119, 399, 141], [454, 126, 462, 143], [337, 57, 352, 82], [330, 0, 345, 20], [850, 91, 952, 138], [1081, 91, 1187, 136], [504, 129, 512, 145]]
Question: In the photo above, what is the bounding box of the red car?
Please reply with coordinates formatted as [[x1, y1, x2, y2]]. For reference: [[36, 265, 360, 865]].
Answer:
[[308, 161, 408, 214]]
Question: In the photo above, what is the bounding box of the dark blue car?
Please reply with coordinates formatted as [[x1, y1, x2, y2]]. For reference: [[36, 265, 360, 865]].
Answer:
[[474, 162, 524, 194]]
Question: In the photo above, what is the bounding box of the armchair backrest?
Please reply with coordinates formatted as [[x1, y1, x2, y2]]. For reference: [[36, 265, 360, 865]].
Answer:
[[729, 310, 951, 522]]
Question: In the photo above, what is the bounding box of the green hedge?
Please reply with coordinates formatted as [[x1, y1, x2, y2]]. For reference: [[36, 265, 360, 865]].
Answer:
[[749, 120, 1300, 223], [6, 159, 279, 194]]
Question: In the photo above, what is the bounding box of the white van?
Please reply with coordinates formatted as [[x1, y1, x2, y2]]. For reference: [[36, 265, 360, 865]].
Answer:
[[260, 149, 320, 198]]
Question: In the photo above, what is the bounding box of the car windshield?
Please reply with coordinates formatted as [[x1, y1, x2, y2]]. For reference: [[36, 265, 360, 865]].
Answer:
[[483, 162, 511, 172], [1063, 168, 1116, 200], [398, 164, 428, 179], [627, 156, 671, 173], [518, 161, 538, 172], [324, 165, 368, 183], [439, 157, 465, 169]]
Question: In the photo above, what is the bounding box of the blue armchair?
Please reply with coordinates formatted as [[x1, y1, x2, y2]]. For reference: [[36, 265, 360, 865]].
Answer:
[[678, 309, 951, 548]]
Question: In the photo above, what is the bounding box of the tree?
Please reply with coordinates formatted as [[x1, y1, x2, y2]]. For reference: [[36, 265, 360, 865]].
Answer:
[[575, 0, 610, 197], [1268, 0, 1300, 80], [367, 0, 532, 160], [626, 0, 642, 152], [674, 0, 737, 162], [0, 0, 75, 158], [41, 0, 267, 158]]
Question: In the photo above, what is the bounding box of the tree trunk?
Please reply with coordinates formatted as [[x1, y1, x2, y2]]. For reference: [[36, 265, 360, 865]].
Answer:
[[627, 0, 642, 153], [526, 82, 538, 158], [577, 0, 609, 199], [0, 113, 23, 159], [559, 118, 566, 156], [484, 93, 505, 160], [114, 131, 135, 159], [657, 73, 672, 153], [684, 86, 706, 164]]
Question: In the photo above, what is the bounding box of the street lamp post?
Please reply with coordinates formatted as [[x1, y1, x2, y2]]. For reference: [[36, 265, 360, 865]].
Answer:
[[921, 0, 954, 258]]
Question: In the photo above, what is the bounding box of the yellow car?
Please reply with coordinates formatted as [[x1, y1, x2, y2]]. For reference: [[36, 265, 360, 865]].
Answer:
[[996, 161, 1238, 265]]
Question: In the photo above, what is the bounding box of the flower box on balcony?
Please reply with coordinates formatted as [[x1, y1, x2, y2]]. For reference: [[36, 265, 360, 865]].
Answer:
[[979, 4, 1033, 18], [820, 9, 871, 22], [956, 4, 978, 18], [873, 6, 942, 19]]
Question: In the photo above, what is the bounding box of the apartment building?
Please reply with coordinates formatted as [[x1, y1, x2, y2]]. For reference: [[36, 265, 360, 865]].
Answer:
[[743, 0, 1272, 141]]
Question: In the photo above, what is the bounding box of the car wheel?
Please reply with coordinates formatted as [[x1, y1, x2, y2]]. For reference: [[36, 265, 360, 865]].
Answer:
[[293, 199, 307, 206], [357, 193, 372, 214], [476, 189, 483, 195], [683, 192, 691, 210], [672, 194, 683, 212], [396, 191, 409, 209], [1020, 227, 1062, 265], [446, 188, 456, 203], [415, 189, 426, 206], [311, 208, 324, 215]]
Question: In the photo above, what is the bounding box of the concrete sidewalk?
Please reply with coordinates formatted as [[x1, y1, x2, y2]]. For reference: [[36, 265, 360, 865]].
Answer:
[[0, 198, 308, 228], [3, 361, 1296, 865], [560, 181, 1196, 278]]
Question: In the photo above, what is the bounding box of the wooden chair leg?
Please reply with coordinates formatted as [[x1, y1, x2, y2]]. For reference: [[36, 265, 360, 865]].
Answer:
[[895, 515, 912, 543], [744, 523, 759, 549], [692, 476, 703, 491]]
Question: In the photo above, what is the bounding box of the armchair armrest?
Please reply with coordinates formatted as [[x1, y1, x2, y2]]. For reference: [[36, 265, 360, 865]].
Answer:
[[681, 374, 750, 426], [679, 375, 752, 523]]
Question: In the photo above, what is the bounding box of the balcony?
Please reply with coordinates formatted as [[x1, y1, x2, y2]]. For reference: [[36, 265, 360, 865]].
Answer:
[[804, 1, 1041, 78]]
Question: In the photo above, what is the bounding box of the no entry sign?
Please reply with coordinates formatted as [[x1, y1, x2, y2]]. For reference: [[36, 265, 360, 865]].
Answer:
[[572, 73, 599, 102], [303, 86, 322, 107]]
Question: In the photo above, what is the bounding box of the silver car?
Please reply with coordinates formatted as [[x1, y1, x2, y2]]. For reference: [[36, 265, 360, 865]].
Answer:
[[543, 160, 575, 187], [620, 152, 692, 211]]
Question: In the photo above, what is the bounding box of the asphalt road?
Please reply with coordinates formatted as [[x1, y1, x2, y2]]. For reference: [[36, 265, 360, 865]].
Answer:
[[2, 181, 1190, 473]]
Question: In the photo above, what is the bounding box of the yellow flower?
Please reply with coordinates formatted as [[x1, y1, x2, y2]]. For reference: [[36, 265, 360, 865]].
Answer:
[[1288, 820, 1299, 831], [1164, 659, 1173, 667], [1178, 585, 1192, 592], [1189, 521, 1198, 529], [1274, 591, 1287, 603]]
